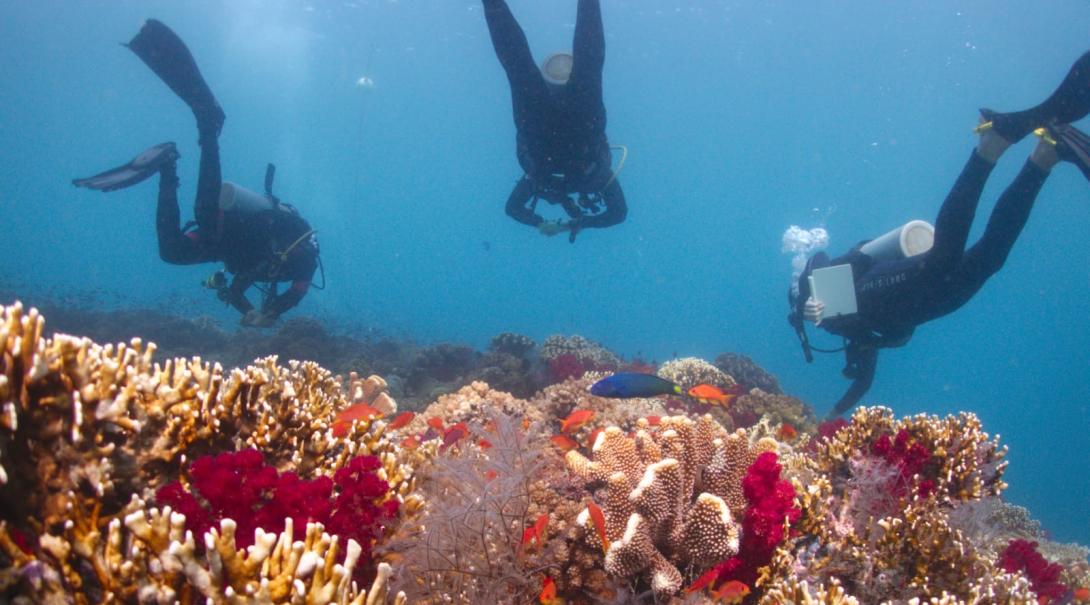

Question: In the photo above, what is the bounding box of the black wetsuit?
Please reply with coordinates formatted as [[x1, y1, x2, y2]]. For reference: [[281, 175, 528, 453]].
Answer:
[[794, 150, 1049, 417], [156, 133, 318, 318], [483, 0, 626, 234]]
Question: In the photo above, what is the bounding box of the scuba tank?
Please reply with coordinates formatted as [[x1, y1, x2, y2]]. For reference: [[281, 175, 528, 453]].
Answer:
[[859, 220, 934, 261], [218, 181, 274, 214]]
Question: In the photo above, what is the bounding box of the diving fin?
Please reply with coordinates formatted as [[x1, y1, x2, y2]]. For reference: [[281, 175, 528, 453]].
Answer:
[[980, 51, 1090, 143], [1048, 123, 1090, 182], [72, 142, 179, 192], [125, 19, 225, 138]]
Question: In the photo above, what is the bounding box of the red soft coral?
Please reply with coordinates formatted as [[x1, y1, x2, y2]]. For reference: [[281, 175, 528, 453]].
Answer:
[[869, 429, 935, 498], [547, 353, 590, 383], [156, 449, 397, 582], [694, 451, 800, 592], [998, 539, 1068, 602]]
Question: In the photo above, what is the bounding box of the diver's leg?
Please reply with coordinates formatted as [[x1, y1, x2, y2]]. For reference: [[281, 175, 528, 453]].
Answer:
[[193, 131, 223, 237], [980, 51, 1090, 143], [953, 146, 1051, 289], [925, 135, 999, 275], [570, 0, 605, 101], [504, 176, 542, 227], [482, 0, 549, 130], [156, 162, 204, 264], [126, 19, 225, 139], [578, 178, 626, 229]]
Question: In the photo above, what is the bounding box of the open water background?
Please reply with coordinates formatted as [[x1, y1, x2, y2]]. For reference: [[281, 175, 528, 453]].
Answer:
[[1, 0, 1088, 544]]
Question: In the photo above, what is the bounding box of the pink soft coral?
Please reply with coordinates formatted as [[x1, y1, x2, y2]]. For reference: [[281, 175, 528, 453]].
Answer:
[[998, 539, 1068, 603]]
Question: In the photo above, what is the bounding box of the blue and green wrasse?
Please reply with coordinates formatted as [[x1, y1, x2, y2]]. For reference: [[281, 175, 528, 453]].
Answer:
[[589, 373, 683, 398]]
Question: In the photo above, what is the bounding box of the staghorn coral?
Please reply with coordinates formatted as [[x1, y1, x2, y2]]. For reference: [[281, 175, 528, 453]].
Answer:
[[564, 415, 748, 600], [0, 301, 420, 602], [714, 353, 782, 395], [656, 357, 735, 391]]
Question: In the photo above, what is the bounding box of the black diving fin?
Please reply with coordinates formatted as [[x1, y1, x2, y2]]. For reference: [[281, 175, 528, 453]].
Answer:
[[72, 142, 179, 192], [980, 51, 1090, 143], [125, 19, 225, 137], [1046, 123, 1090, 182]]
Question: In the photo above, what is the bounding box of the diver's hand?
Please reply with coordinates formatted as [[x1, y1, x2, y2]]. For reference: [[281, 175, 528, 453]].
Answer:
[[568, 218, 584, 243], [538, 220, 570, 237], [241, 309, 278, 328], [803, 297, 825, 326]]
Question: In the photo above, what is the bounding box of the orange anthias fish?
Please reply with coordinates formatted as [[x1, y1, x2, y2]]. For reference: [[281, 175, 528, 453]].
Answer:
[[401, 435, 420, 450], [331, 403, 383, 437], [550, 435, 580, 452], [687, 384, 741, 406], [522, 513, 549, 548], [387, 411, 415, 430], [778, 423, 798, 440], [586, 500, 610, 554], [644, 415, 661, 426], [426, 416, 445, 431], [560, 409, 595, 433], [1073, 586, 1090, 603], [539, 576, 564, 605], [710, 580, 750, 604]]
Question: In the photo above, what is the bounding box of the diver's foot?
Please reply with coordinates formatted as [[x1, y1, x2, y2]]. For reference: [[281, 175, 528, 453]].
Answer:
[[196, 103, 225, 143], [72, 142, 180, 192], [1039, 124, 1090, 180], [978, 51, 1090, 144], [976, 119, 1011, 163]]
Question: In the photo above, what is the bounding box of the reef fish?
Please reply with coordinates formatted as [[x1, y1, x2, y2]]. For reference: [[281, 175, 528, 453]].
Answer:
[[589, 373, 682, 398], [687, 383, 742, 406], [522, 513, 549, 548], [586, 500, 610, 554], [550, 435, 580, 452], [539, 576, 565, 605], [387, 411, 415, 430], [440, 422, 469, 453], [711, 580, 750, 604], [778, 423, 798, 440], [426, 416, 445, 431], [331, 403, 383, 437], [560, 409, 595, 433]]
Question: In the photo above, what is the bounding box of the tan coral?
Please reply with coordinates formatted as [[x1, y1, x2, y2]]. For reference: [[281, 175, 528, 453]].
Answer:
[[656, 357, 735, 391], [564, 414, 749, 599]]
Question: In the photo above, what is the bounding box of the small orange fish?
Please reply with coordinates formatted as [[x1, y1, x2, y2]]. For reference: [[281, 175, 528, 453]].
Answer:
[[561, 409, 595, 433], [687, 384, 739, 406], [1073, 587, 1090, 603], [644, 415, 661, 426], [332, 403, 383, 437], [778, 423, 798, 440], [427, 416, 445, 431], [586, 500, 610, 554], [484, 469, 499, 481], [522, 513, 549, 547], [478, 438, 493, 449], [550, 435, 580, 452], [401, 435, 420, 450], [539, 576, 563, 605], [585, 427, 603, 451], [685, 568, 720, 594], [388, 411, 415, 430], [711, 580, 750, 604]]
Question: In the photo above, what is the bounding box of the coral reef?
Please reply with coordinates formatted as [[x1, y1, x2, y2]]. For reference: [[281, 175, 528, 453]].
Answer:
[[540, 335, 621, 382], [714, 352, 782, 394], [0, 301, 419, 602], [656, 357, 735, 391], [730, 388, 817, 434]]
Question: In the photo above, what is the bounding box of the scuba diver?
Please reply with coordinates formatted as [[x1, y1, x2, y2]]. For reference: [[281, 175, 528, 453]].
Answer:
[[483, 0, 626, 243], [788, 51, 1090, 418], [72, 19, 319, 328]]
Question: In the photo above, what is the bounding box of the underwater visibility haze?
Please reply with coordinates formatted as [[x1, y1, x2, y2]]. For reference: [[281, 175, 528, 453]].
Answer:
[[1, 0, 1090, 601]]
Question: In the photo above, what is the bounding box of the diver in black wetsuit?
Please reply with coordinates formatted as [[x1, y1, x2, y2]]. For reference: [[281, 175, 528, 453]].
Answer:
[[73, 20, 319, 328], [483, 0, 626, 243], [788, 52, 1090, 418]]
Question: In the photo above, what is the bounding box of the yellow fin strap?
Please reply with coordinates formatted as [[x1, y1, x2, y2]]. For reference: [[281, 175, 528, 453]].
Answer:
[[973, 120, 994, 134], [1033, 127, 1057, 146]]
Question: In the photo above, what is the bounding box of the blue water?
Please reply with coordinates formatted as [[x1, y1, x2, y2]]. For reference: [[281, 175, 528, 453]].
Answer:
[[2, 1, 1088, 545]]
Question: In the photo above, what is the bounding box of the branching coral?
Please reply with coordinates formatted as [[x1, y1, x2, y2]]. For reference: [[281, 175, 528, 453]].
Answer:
[[0, 301, 419, 602], [564, 415, 750, 600]]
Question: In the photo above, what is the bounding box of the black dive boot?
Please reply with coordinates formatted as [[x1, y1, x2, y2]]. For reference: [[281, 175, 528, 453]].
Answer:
[[980, 51, 1090, 143]]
